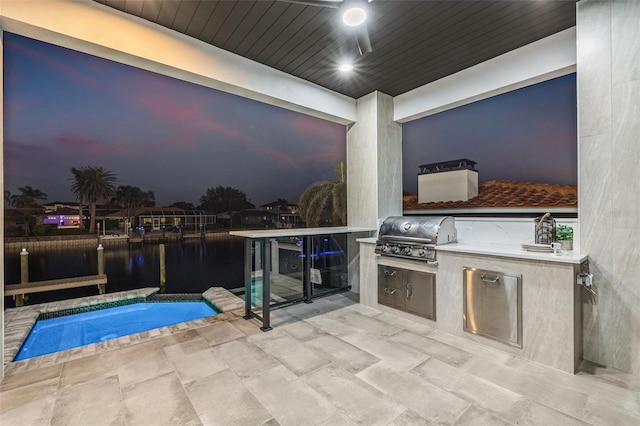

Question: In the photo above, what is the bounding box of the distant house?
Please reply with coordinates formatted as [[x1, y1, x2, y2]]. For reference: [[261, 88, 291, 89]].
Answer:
[[260, 200, 302, 228], [42, 201, 82, 213], [42, 207, 86, 228], [105, 207, 217, 231], [237, 209, 279, 229], [261, 200, 299, 214]]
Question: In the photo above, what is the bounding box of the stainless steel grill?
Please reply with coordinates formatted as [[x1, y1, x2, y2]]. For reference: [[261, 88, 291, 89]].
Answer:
[[374, 216, 457, 264]]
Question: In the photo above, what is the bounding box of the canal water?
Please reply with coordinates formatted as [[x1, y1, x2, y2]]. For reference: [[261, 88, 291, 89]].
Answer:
[[4, 237, 245, 308]]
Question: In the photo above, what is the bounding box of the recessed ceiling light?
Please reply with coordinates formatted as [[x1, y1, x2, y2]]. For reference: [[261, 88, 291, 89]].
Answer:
[[342, 6, 367, 27], [338, 63, 353, 72]]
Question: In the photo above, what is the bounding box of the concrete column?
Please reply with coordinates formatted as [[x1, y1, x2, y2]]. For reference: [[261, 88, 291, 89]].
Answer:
[[578, 0, 640, 375], [346, 91, 402, 293], [346, 91, 403, 228]]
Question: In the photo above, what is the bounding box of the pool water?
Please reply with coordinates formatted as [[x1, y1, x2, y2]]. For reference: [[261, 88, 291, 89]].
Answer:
[[15, 302, 217, 361]]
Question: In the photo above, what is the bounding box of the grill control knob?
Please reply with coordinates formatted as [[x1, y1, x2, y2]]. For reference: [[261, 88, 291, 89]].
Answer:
[[418, 249, 427, 257], [403, 247, 413, 255], [382, 244, 390, 253], [391, 246, 400, 254]]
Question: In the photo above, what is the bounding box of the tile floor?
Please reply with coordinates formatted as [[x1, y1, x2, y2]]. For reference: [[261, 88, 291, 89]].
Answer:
[[1, 292, 639, 425]]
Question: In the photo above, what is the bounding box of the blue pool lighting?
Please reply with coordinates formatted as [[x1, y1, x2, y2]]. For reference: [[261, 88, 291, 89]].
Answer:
[[15, 301, 217, 361]]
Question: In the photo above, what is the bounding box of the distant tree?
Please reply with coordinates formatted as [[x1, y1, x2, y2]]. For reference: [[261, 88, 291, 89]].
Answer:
[[111, 185, 156, 227], [199, 186, 254, 214], [10, 186, 48, 207], [169, 201, 196, 210], [7, 186, 48, 236], [299, 162, 346, 227], [70, 166, 117, 233], [4, 190, 12, 207]]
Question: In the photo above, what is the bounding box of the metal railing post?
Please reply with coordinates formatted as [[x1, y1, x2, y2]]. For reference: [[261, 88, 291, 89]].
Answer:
[[303, 236, 312, 303]]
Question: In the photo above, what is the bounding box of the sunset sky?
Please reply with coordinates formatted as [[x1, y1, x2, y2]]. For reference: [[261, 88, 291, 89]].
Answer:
[[403, 73, 577, 194], [4, 32, 576, 208], [3, 33, 346, 207]]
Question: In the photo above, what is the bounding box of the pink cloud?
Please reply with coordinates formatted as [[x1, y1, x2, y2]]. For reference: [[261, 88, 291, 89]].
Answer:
[[131, 91, 253, 145], [290, 115, 328, 139], [55, 133, 125, 156]]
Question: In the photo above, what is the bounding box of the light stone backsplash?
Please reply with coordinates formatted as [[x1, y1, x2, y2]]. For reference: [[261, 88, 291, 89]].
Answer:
[[578, 0, 640, 375], [454, 217, 580, 252]]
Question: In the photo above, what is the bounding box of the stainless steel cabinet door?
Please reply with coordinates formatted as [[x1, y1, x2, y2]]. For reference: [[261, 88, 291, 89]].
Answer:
[[463, 267, 522, 347], [404, 270, 436, 320]]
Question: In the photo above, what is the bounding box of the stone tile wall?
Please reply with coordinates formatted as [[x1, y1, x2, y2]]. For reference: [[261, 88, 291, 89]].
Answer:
[[578, 0, 640, 375]]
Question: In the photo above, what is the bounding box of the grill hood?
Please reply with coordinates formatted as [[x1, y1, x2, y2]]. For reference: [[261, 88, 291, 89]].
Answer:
[[378, 216, 457, 245]]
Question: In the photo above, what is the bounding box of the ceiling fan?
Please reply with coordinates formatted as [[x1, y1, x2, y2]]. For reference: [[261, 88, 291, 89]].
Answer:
[[277, 0, 373, 55]]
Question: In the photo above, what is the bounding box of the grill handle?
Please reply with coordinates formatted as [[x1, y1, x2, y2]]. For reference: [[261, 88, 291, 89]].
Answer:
[[378, 235, 433, 243], [383, 269, 397, 276], [383, 287, 397, 295]]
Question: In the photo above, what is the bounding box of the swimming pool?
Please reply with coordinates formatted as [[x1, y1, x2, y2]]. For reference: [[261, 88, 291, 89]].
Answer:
[[15, 301, 217, 361]]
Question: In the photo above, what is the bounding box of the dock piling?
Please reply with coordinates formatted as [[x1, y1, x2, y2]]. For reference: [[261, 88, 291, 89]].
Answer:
[[159, 243, 166, 292], [97, 244, 105, 294], [18, 248, 29, 306]]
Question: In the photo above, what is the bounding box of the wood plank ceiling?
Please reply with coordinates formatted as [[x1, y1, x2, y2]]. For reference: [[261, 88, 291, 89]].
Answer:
[[93, 0, 577, 99]]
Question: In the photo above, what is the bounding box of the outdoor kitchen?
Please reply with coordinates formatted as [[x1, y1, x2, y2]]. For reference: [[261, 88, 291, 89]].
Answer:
[[358, 160, 588, 374]]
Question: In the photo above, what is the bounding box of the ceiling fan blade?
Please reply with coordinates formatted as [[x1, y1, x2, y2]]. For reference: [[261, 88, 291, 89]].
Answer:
[[355, 25, 373, 55], [275, 0, 341, 8]]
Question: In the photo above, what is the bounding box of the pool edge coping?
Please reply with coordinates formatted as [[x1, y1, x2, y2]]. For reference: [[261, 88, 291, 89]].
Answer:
[[3, 287, 245, 373]]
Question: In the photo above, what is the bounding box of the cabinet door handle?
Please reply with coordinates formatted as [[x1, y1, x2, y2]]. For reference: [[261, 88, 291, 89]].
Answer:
[[383, 269, 396, 276], [384, 287, 397, 295], [406, 283, 413, 299], [481, 274, 500, 284]]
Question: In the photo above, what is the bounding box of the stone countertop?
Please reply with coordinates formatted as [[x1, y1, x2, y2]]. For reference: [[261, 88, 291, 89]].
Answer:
[[436, 242, 587, 265], [357, 237, 587, 265], [230, 226, 376, 239]]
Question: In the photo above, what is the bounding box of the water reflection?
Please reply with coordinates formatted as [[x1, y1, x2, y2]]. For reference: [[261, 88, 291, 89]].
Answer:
[[4, 237, 245, 307]]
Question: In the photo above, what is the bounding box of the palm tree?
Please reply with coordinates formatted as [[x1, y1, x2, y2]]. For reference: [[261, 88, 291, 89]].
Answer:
[[7, 186, 48, 236], [70, 166, 117, 233], [4, 190, 12, 207], [10, 186, 48, 207], [299, 162, 346, 227]]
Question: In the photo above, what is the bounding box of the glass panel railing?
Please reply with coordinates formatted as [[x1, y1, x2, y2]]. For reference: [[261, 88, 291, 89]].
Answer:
[[309, 234, 348, 297], [249, 239, 264, 308], [239, 230, 368, 331], [271, 237, 305, 303]]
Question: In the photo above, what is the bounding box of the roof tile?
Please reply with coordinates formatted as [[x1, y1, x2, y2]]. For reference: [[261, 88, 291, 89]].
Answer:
[[404, 180, 577, 211]]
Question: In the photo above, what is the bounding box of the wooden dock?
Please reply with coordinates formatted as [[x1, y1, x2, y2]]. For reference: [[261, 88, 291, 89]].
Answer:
[[5, 274, 108, 299]]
